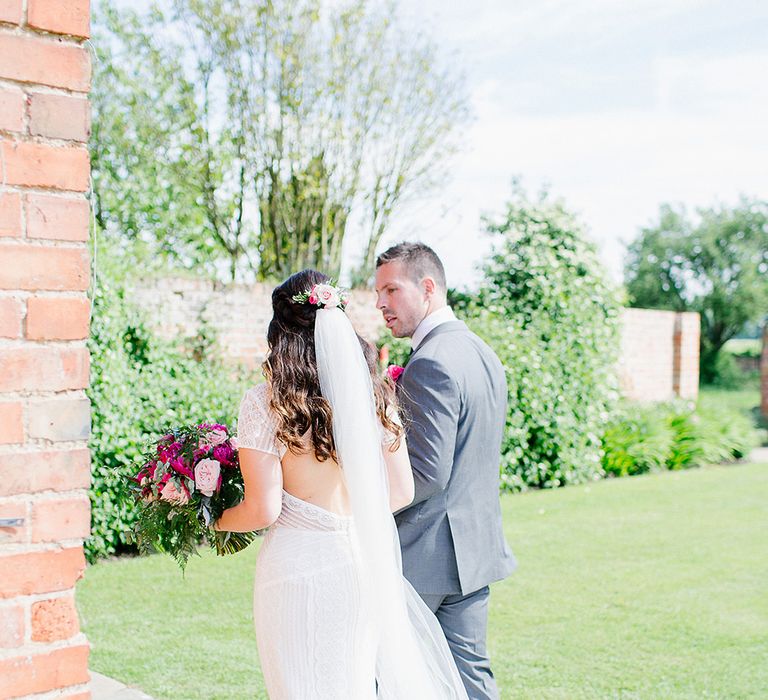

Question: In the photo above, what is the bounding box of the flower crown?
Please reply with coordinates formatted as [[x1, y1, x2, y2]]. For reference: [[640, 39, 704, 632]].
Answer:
[[292, 281, 349, 310]]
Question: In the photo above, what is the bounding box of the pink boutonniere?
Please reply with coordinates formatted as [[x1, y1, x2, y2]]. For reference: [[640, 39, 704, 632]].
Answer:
[[386, 364, 405, 383]]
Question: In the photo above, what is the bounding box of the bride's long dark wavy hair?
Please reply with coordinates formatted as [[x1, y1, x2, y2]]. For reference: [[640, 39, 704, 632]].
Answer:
[[264, 269, 402, 461]]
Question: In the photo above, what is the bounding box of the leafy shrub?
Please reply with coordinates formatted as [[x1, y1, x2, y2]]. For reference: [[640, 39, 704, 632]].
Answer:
[[86, 262, 257, 561], [602, 406, 674, 476], [377, 181, 758, 491], [377, 334, 411, 369], [602, 400, 757, 476], [665, 409, 700, 470], [691, 402, 756, 462], [708, 351, 751, 389], [467, 185, 622, 490]]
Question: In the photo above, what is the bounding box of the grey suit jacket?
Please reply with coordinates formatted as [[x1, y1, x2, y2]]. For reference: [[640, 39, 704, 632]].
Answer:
[[395, 320, 516, 596]]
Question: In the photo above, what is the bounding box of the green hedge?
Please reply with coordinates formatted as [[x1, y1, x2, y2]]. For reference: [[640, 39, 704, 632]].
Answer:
[[602, 400, 756, 477], [466, 186, 622, 491], [86, 271, 257, 561]]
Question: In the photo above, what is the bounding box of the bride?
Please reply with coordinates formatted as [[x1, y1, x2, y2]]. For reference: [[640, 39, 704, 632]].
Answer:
[[215, 269, 468, 699]]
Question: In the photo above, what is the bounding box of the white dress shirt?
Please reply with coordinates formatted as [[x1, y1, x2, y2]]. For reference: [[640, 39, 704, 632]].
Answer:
[[411, 306, 457, 351]]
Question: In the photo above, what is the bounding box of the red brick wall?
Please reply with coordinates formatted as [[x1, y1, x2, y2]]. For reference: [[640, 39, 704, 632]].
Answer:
[[134, 279, 701, 401], [619, 308, 700, 402], [132, 277, 385, 370], [0, 2, 92, 698], [672, 311, 700, 400]]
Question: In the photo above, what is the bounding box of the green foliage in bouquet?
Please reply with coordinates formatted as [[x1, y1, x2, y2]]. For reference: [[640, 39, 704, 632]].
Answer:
[[130, 423, 255, 571], [87, 247, 258, 562]]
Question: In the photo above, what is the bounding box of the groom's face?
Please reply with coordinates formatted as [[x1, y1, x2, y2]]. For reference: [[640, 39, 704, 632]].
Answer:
[[374, 261, 429, 338]]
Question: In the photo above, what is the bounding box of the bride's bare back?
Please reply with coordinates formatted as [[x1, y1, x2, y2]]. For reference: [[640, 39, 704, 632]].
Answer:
[[215, 382, 412, 531], [280, 444, 351, 515]]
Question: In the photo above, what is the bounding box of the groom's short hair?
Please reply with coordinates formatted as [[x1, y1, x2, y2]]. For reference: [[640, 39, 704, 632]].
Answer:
[[376, 242, 447, 292]]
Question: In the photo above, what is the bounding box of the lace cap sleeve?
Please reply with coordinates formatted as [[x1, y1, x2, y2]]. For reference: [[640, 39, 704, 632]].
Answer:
[[236, 383, 284, 456]]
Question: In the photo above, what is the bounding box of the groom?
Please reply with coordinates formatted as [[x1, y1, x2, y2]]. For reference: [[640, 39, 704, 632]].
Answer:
[[375, 242, 516, 700]]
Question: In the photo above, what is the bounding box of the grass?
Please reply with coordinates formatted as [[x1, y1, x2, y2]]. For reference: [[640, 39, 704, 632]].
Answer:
[[698, 382, 760, 415], [78, 461, 768, 699], [699, 380, 766, 445], [722, 338, 761, 357]]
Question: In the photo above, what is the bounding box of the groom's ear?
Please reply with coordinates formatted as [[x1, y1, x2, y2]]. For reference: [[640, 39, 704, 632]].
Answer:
[[422, 276, 436, 297]]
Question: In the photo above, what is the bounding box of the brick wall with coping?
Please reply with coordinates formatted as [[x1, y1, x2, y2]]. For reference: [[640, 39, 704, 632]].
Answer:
[[672, 311, 700, 400], [0, 1, 92, 699], [134, 278, 700, 402], [131, 276, 385, 371], [618, 307, 700, 402]]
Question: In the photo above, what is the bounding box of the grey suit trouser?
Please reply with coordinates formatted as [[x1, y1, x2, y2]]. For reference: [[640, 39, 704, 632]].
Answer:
[[420, 586, 499, 700]]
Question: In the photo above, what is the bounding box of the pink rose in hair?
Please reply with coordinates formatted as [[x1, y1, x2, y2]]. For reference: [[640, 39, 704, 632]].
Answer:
[[386, 364, 404, 383], [194, 458, 221, 497], [160, 480, 189, 505], [314, 283, 340, 308], [308, 285, 319, 305]]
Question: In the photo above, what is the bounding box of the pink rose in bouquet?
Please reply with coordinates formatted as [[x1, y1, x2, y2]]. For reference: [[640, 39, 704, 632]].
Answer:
[[160, 480, 190, 505], [130, 421, 255, 570], [207, 428, 228, 446], [194, 458, 221, 497]]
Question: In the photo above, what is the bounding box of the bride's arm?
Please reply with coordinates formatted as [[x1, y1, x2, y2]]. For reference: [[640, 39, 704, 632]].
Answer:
[[214, 448, 283, 532], [382, 437, 415, 512]]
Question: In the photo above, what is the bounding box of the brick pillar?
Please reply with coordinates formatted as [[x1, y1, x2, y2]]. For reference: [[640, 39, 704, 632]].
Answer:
[[761, 323, 768, 418], [672, 311, 700, 400], [0, 2, 93, 699]]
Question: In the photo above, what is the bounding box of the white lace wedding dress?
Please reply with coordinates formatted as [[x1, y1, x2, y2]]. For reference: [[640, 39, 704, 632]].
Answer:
[[237, 383, 378, 699], [236, 310, 468, 700]]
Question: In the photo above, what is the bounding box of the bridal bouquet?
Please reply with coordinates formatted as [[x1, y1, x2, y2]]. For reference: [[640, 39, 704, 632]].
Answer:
[[130, 422, 256, 570]]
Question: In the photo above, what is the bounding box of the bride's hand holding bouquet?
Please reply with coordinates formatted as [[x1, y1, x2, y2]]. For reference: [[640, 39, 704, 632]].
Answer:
[[130, 422, 257, 570]]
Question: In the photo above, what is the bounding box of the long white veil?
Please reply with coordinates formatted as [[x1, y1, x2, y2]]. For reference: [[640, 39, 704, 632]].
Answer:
[[314, 307, 468, 699]]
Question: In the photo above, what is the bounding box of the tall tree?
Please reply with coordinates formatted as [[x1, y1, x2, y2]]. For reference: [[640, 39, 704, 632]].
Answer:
[[625, 198, 768, 382], [91, 0, 468, 282], [91, 3, 254, 280]]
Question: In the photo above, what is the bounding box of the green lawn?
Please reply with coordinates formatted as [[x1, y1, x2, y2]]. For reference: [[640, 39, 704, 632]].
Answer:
[[698, 382, 760, 416], [78, 462, 768, 699], [722, 338, 761, 357]]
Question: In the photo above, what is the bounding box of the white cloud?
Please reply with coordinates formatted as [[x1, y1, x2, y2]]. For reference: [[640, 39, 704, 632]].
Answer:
[[387, 2, 768, 288]]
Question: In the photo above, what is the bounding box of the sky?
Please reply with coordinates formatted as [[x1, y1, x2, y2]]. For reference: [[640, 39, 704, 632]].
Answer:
[[103, 0, 768, 288], [379, 0, 768, 288]]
